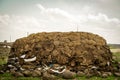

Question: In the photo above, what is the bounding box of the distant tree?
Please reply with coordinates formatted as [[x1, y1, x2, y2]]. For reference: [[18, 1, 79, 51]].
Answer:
[[4, 40, 7, 48], [4, 40, 7, 43]]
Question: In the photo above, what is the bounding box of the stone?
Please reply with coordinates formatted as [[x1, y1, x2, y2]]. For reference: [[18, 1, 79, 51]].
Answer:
[[22, 65, 35, 69], [42, 71, 58, 80], [101, 73, 109, 78], [22, 70, 32, 77], [76, 71, 85, 77], [61, 70, 76, 79], [32, 69, 41, 77], [13, 72, 24, 77], [105, 72, 112, 76], [0, 70, 4, 74], [96, 71, 102, 76], [10, 69, 15, 74], [86, 73, 94, 78], [114, 72, 120, 77]]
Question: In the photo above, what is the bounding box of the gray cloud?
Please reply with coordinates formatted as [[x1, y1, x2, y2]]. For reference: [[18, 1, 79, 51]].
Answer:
[[0, 2, 120, 44]]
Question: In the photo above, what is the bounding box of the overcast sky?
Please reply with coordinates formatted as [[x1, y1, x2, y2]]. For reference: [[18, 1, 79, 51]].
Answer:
[[0, 0, 120, 44]]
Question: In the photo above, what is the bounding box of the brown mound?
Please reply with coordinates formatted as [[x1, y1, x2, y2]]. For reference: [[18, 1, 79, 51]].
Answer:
[[6, 32, 114, 78]]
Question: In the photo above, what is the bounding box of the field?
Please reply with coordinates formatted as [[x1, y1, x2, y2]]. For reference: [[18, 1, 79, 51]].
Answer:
[[0, 44, 120, 80]]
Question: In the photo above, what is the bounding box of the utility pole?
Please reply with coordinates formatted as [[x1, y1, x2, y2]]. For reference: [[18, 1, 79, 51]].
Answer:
[[10, 35, 11, 42], [76, 24, 78, 32], [27, 32, 29, 36]]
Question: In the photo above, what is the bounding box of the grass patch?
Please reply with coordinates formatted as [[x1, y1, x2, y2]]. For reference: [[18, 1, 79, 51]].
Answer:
[[112, 52, 120, 62], [0, 73, 41, 80], [0, 73, 12, 77], [0, 73, 14, 80], [0, 47, 10, 65], [17, 77, 41, 80], [0, 56, 8, 65], [76, 75, 120, 80], [0, 73, 120, 80]]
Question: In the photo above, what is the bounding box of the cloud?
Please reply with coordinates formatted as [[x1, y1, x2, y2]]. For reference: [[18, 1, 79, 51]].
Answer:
[[0, 14, 44, 41], [77, 13, 120, 43], [36, 4, 45, 11], [36, 4, 120, 26], [36, 4, 75, 22], [0, 4, 120, 43], [0, 14, 10, 26], [88, 13, 120, 23]]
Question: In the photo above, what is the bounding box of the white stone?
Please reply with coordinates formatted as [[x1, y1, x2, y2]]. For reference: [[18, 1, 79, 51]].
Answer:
[[8, 65, 14, 68], [20, 54, 26, 58], [37, 68, 41, 70], [11, 57, 18, 60], [20, 67, 25, 71], [24, 56, 36, 62], [50, 68, 66, 74], [91, 66, 97, 69], [107, 62, 110, 66]]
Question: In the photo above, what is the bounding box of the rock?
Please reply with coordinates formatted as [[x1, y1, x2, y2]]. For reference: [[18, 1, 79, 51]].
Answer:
[[114, 72, 120, 77], [10, 69, 15, 74], [113, 67, 118, 72], [6, 70, 10, 73], [61, 70, 76, 79], [22, 70, 32, 77], [106, 72, 112, 76], [101, 73, 109, 78], [42, 71, 58, 80], [76, 71, 85, 77], [86, 73, 94, 78], [0, 70, 4, 74], [13, 72, 24, 77], [32, 69, 41, 77], [47, 69, 55, 74], [96, 71, 102, 76], [22, 65, 35, 69]]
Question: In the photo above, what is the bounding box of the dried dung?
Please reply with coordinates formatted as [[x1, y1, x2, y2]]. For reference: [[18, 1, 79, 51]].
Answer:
[[8, 32, 113, 77]]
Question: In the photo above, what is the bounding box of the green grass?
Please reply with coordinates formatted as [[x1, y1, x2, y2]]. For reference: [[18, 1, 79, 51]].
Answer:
[[77, 76, 119, 80], [0, 73, 14, 80], [0, 47, 10, 65], [112, 52, 120, 62], [0, 56, 8, 65], [17, 77, 41, 80], [0, 73, 120, 80], [0, 73, 41, 80]]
